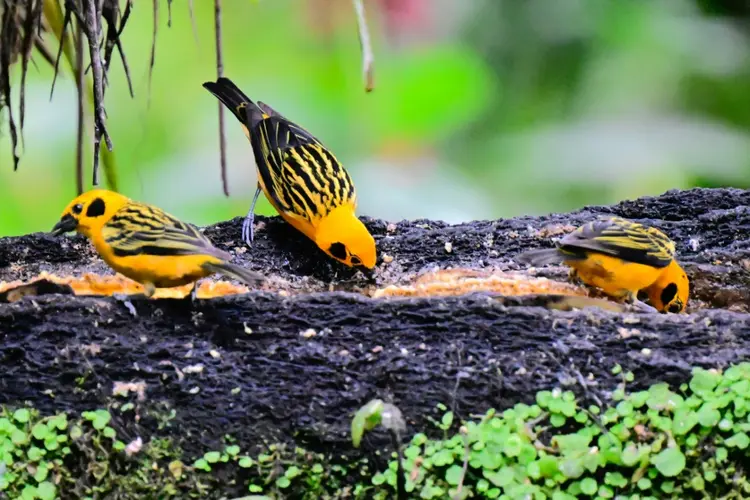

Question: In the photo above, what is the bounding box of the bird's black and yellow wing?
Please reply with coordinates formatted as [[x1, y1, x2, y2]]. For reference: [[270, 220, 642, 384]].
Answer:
[[252, 114, 356, 224], [203, 77, 356, 227], [102, 202, 231, 260], [558, 217, 675, 268]]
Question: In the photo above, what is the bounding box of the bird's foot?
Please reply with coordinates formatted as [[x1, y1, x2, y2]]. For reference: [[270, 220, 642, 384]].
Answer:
[[622, 291, 658, 313], [187, 281, 201, 303], [241, 186, 262, 246], [241, 215, 254, 246], [629, 299, 659, 313], [112, 293, 146, 317]]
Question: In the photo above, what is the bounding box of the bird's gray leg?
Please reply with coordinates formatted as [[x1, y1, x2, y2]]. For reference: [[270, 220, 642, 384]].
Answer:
[[242, 185, 262, 245]]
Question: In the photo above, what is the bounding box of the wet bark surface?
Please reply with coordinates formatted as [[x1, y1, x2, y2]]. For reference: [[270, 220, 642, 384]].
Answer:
[[0, 187, 748, 458]]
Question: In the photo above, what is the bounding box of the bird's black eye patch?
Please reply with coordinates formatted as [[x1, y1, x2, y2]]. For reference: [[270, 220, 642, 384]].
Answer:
[[86, 198, 106, 218], [72, 203, 84, 215], [660, 283, 678, 307], [328, 242, 348, 261]]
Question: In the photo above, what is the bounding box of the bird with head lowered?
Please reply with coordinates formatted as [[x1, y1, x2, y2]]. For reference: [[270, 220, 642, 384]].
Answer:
[[516, 217, 689, 313], [203, 77, 377, 274]]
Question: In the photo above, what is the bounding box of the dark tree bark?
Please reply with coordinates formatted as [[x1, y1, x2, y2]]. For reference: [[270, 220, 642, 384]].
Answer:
[[0, 187, 748, 459]]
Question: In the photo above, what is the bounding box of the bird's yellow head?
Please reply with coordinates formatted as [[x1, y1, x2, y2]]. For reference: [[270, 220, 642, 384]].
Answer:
[[315, 205, 377, 270], [51, 189, 130, 239], [644, 260, 690, 313]]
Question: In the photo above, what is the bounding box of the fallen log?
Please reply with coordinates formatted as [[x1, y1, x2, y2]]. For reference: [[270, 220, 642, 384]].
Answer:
[[0, 186, 748, 465]]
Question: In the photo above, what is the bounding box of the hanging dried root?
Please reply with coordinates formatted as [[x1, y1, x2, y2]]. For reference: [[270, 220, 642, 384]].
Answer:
[[214, 0, 229, 196], [147, 0, 158, 108], [1, 0, 27, 170], [18, 0, 43, 146], [2, 0, 135, 187], [352, 0, 374, 92], [80, 0, 112, 185], [102, 0, 134, 98], [74, 12, 84, 194]]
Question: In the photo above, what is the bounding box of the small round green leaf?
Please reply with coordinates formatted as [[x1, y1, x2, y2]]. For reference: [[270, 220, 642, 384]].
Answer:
[[604, 472, 627, 488], [651, 447, 686, 477], [285, 466, 301, 479], [445, 464, 463, 486], [37, 482, 56, 500], [503, 435, 522, 457], [70, 426, 83, 440], [580, 478, 597, 495], [193, 458, 210, 471], [13, 409, 30, 424], [725, 432, 750, 449], [31, 423, 49, 441], [276, 476, 291, 489]]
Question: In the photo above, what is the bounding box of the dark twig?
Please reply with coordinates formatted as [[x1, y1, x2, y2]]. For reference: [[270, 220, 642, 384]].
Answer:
[[117, 0, 132, 38], [389, 429, 406, 500], [75, 15, 85, 194], [33, 39, 56, 67], [352, 0, 374, 92], [167, 0, 173, 27], [19, 0, 43, 147], [102, 0, 134, 98], [50, 0, 75, 100], [147, 0, 159, 108], [82, 0, 113, 185], [452, 426, 471, 500], [0, 3, 20, 170], [214, 0, 229, 196], [188, 0, 200, 45]]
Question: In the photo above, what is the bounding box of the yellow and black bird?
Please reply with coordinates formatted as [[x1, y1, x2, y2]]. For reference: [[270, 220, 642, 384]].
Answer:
[[516, 217, 689, 313], [51, 189, 264, 299], [203, 77, 376, 271]]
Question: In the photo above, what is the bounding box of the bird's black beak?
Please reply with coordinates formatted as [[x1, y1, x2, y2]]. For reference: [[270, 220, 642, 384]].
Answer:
[[50, 214, 78, 236]]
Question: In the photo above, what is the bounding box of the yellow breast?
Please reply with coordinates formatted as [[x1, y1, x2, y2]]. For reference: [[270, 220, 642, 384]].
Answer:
[[565, 253, 664, 298], [89, 231, 219, 288]]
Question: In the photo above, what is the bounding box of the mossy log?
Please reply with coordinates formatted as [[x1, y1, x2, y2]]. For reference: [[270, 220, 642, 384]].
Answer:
[[0, 187, 748, 461]]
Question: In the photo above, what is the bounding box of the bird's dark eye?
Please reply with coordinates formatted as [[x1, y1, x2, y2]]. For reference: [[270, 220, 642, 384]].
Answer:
[[72, 203, 84, 215], [328, 242, 348, 260], [86, 198, 106, 217], [351, 255, 362, 266], [660, 283, 678, 306]]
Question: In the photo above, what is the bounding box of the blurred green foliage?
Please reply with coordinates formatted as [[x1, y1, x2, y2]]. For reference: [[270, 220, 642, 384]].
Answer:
[[1, 0, 748, 237]]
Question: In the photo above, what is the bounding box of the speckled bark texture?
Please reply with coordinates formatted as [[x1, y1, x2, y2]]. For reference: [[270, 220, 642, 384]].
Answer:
[[0, 187, 748, 459]]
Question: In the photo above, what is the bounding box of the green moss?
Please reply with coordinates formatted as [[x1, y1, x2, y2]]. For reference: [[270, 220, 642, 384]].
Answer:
[[372, 363, 750, 499], [0, 402, 371, 499], [3, 363, 750, 498]]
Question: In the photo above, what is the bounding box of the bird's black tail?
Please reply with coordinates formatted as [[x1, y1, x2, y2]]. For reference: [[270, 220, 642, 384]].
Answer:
[[515, 248, 566, 266], [202, 260, 265, 287], [202, 77, 266, 128]]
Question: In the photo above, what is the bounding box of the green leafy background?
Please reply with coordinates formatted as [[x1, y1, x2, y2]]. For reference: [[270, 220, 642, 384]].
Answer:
[[1, 0, 749, 237]]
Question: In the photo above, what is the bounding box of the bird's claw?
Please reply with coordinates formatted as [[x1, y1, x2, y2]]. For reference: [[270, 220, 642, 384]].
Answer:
[[242, 185, 262, 246], [241, 215, 254, 246], [622, 292, 658, 313], [188, 281, 200, 303], [630, 299, 659, 313], [112, 293, 141, 317]]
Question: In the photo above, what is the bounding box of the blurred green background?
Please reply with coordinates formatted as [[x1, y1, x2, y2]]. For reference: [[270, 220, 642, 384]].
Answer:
[[1, 0, 749, 237]]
